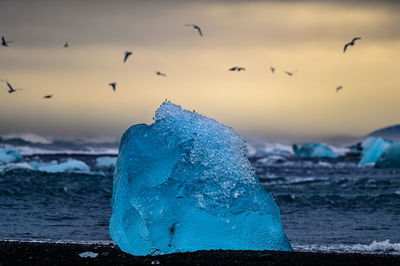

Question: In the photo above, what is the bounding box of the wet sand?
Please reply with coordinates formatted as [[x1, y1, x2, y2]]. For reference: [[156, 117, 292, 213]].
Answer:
[[0, 240, 399, 265]]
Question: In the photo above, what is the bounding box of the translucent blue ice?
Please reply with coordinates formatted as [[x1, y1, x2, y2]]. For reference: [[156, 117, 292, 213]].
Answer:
[[110, 101, 292, 255], [29, 159, 90, 173], [96, 156, 117, 168], [359, 137, 392, 165], [0, 148, 22, 164], [375, 142, 400, 168], [292, 143, 338, 158]]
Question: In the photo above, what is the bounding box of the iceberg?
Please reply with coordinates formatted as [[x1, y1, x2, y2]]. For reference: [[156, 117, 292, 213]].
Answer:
[[96, 156, 117, 168], [0, 148, 23, 164], [292, 143, 338, 159], [359, 137, 392, 165], [110, 101, 292, 255], [375, 142, 400, 168], [29, 159, 90, 173]]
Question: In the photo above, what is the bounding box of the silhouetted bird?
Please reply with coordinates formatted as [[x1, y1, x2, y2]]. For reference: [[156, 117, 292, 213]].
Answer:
[[270, 67, 275, 73], [284, 70, 297, 76], [123, 51, 132, 63], [185, 24, 203, 37], [64, 42, 69, 48], [344, 37, 361, 53], [336, 86, 343, 93], [43, 94, 53, 99], [1, 36, 12, 47], [156, 71, 167, 77], [229, 66, 245, 71], [109, 82, 117, 92], [6, 80, 22, 93]]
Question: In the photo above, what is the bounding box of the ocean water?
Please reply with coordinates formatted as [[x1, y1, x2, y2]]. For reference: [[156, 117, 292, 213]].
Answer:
[[1, 136, 400, 254]]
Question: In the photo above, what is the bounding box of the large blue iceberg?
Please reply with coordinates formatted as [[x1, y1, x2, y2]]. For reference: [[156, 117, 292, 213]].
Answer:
[[110, 101, 292, 255], [292, 143, 338, 159], [359, 137, 392, 165], [375, 142, 400, 168]]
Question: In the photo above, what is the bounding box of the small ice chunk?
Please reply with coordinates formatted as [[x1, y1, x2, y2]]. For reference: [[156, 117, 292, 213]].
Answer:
[[359, 137, 392, 165], [96, 156, 117, 168], [0, 148, 23, 164], [79, 251, 98, 258], [375, 142, 400, 168], [29, 159, 90, 173], [293, 143, 338, 158]]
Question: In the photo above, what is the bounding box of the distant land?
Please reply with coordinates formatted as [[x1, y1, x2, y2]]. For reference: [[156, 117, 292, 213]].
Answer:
[[367, 124, 400, 141], [312, 124, 400, 146]]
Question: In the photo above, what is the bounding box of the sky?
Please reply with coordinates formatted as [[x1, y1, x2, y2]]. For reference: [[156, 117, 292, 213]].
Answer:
[[0, 0, 399, 140]]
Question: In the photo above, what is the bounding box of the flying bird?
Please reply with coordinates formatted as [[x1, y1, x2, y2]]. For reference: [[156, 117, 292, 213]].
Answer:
[[123, 51, 132, 63], [185, 24, 203, 37], [336, 86, 343, 93], [344, 37, 361, 53], [270, 67, 275, 73], [1, 36, 12, 47], [109, 82, 117, 92], [64, 42, 69, 48], [43, 94, 53, 99], [156, 71, 167, 77], [5, 80, 22, 93], [284, 70, 297, 76], [229, 66, 245, 72]]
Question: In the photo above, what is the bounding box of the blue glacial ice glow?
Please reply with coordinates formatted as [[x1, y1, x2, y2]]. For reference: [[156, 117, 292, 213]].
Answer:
[[29, 159, 90, 173], [292, 143, 338, 159], [375, 142, 400, 168], [359, 137, 392, 165], [0, 148, 23, 164], [110, 101, 292, 255]]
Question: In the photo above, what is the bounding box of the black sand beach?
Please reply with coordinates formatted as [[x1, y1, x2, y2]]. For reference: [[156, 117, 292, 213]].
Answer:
[[0, 241, 399, 266]]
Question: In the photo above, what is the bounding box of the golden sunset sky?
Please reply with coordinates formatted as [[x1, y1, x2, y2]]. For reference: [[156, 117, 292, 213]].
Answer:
[[0, 0, 399, 140]]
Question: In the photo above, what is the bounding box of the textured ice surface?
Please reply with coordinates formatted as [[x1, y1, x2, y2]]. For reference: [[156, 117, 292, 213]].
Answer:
[[0, 148, 22, 164], [110, 101, 292, 255], [292, 143, 338, 158], [96, 156, 117, 168], [375, 142, 400, 168], [359, 137, 392, 165], [29, 159, 90, 173]]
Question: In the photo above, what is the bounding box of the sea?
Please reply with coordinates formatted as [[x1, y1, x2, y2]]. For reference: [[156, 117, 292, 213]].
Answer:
[[0, 134, 399, 255]]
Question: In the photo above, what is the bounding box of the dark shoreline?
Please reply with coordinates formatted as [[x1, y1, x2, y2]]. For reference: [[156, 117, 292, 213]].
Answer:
[[0, 241, 399, 265]]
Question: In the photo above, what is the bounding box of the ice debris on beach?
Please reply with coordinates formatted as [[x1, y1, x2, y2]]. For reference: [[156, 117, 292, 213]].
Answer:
[[79, 251, 98, 258], [359, 137, 392, 165], [96, 156, 117, 168], [0, 148, 22, 164], [292, 143, 338, 159], [29, 159, 90, 173], [375, 142, 400, 168], [110, 101, 292, 255]]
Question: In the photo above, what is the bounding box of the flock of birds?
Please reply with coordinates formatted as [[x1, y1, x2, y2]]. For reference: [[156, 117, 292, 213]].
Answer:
[[1, 26, 362, 97]]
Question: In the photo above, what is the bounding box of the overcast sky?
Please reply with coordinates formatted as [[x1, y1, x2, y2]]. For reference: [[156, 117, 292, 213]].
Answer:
[[0, 0, 399, 140]]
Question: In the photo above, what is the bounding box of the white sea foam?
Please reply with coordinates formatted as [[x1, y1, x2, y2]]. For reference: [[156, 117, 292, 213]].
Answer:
[[293, 240, 400, 254], [14, 146, 118, 156], [1, 239, 114, 245], [0, 162, 33, 172]]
